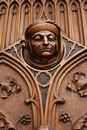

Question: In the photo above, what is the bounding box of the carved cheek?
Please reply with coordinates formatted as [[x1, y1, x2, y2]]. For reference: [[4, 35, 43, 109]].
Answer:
[[50, 42, 57, 49], [31, 43, 41, 54], [53, 42, 58, 52]]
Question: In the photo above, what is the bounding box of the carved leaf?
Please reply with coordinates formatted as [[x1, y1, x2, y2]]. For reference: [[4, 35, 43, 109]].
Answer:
[[67, 72, 87, 97], [72, 113, 87, 130], [0, 76, 21, 99], [0, 112, 17, 130], [0, 120, 4, 128]]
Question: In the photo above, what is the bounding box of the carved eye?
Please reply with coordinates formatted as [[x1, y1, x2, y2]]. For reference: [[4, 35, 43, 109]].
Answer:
[[33, 35, 43, 42], [48, 34, 56, 41]]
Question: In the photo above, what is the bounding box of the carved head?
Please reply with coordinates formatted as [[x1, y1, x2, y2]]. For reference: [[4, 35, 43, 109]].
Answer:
[[23, 20, 64, 69]]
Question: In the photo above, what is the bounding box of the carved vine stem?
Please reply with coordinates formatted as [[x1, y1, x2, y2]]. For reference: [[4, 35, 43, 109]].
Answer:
[[24, 92, 38, 108]]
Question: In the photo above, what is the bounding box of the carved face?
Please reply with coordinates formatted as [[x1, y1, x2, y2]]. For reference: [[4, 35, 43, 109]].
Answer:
[[30, 30, 58, 60]]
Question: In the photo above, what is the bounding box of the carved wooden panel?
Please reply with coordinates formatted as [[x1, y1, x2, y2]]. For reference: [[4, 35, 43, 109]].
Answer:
[[0, 32, 87, 129], [0, 43, 43, 129]]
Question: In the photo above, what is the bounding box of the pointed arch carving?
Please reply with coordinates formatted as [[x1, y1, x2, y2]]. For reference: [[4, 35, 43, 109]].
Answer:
[[57, 0, 68, 35], [5, 2, 19, 47], [0, 2, 7, 50], [69, 0, 84, 44], [45, 0, 55, 20], [20, 2, 31, 39], [45, 42, 87, 129], [82, 0, 87, 45], [83, 1, 87, 25], [0, 31, 87, 129], [33, 0, 43, 21], [0, 49, 43, 129]]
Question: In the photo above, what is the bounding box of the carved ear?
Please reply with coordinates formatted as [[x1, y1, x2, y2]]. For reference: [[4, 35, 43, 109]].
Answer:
[[20, 34, 26, 47]]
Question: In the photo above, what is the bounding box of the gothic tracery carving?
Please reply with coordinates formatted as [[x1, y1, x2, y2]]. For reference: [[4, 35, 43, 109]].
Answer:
[[70, 0, 84, 44], [33, 1, 42, 21], [57, 1, 68, 35], [45, 0, 54, 20], [0, 0, 87, 49], [20, 2, 30, 38], [0, 3, 7, 50], [5, 2, 19, 47]]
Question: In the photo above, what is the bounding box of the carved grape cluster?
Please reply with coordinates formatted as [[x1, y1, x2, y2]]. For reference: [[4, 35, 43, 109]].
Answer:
[[59, 112, 71, 123], [20, 114, 31, 125]]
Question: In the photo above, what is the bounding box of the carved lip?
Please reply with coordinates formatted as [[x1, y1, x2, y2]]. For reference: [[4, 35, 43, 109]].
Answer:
[[41, 48, 52, 52]]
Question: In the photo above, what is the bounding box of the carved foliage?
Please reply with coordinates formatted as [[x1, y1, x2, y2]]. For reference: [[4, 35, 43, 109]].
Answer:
[[19, 114, 31, 125], [0, 112, 17, 130], [59, 112, 71, 123], [72, 113, 87, 130], [67, 72, 87, 97], [0, 76, 21, 99]]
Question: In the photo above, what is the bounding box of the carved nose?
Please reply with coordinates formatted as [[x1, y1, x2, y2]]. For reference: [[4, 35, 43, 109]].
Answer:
[[43, 36, 48, 45]]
